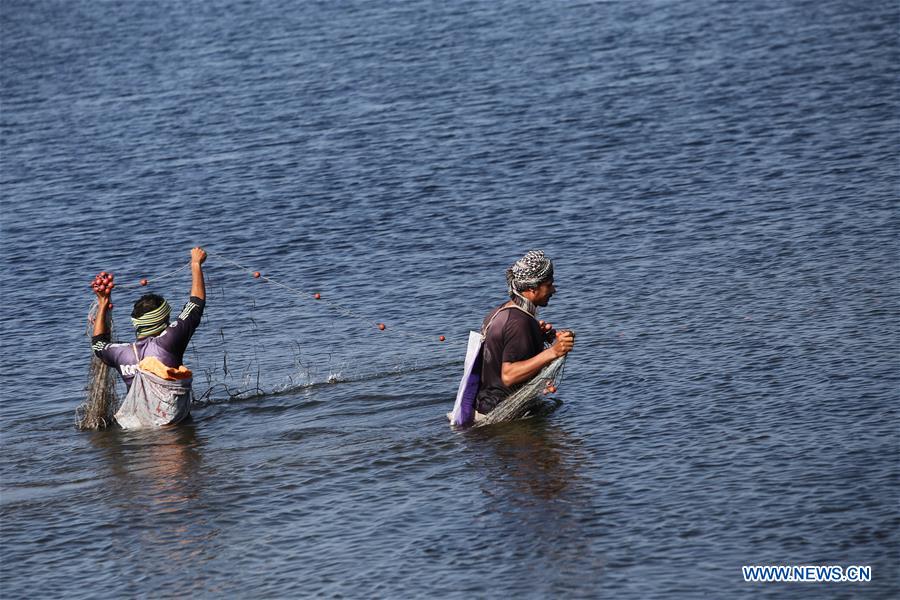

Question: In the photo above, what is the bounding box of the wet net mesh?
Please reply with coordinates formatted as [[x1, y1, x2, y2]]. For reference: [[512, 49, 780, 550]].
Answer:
[[74, 255, 574, 429], [76, 303, 119, 430], [476, 355, 567, 427]]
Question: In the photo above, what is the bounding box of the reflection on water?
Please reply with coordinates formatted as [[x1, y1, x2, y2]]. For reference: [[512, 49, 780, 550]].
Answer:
[[463, 416, 607, 589], [466, 416, 588, 505], [89, 420, 205, 504], [2, 0, 896, 592], [87, 421, 220, 584]]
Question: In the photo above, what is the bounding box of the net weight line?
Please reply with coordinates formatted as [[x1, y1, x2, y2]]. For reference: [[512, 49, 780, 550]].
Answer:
[[81, 250, 572, 427], [90, 249, 453, 348]]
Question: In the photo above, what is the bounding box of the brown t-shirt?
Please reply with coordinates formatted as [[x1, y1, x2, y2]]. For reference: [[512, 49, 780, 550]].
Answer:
[[475, 305, 545, 414]]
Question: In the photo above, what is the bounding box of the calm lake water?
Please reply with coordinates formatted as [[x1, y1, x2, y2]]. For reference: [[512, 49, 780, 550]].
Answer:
[[1, 0, 898, 598]]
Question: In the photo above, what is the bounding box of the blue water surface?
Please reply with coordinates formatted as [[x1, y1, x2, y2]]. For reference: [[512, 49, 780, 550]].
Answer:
[[1, 0, 898, 598]]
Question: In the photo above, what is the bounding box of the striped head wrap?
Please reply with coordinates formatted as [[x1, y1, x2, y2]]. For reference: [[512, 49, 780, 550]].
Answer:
[[506, 250, 554, 294], [131, 299, 171, 337]]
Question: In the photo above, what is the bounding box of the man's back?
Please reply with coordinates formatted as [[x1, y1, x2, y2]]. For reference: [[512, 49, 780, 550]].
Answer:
[[92, 296, 205, 389]]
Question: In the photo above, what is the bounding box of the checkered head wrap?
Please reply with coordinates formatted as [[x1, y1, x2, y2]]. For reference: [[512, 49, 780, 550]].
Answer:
[[506, 250, 554, 295]]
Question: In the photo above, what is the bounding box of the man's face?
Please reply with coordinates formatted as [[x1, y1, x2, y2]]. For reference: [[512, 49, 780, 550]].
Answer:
[[532, 279, 556, 306]]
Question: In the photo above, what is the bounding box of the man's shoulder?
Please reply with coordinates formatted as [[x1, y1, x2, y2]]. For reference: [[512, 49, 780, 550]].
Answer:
[[505, 308, 534, 322], [481, 304, 504, 326], [501, 308, 537, 331], [177, 297, 205, 319], [486, 306, 535, 339]]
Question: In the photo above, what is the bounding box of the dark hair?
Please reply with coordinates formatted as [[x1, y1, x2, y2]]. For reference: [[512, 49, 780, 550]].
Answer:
[[132, 294, 166, 319]]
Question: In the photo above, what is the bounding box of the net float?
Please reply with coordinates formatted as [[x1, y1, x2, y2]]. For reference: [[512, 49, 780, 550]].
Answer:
[[140, 279, 148, 286], [314, 293, 321, 300], [547, 385, 557, 393], [439, 336, 446, 342], [378, 323, 386, 330], [253, 271, 261, 278]]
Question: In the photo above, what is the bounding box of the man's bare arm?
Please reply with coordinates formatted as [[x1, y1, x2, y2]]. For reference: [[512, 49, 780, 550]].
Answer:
[[500, 330, 574, 387], [190, 246, 207, 300]]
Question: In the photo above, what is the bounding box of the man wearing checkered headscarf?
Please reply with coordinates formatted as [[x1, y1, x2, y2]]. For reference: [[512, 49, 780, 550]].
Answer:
[[506, 249, 555, 306], [473, 250, 576, 416]]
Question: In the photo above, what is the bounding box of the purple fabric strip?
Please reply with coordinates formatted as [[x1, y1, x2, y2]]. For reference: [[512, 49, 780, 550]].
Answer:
[[456, 350, 482, 426]]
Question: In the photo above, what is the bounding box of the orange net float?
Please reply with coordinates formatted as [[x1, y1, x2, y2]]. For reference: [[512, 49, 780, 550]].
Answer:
[[91, 271, 115, 293], [439, 335, 446, 342], [253, 271, 261, 278], [313, 293, 321, 300], [378, 323, 386, 331], [140, 279, 148, 286]]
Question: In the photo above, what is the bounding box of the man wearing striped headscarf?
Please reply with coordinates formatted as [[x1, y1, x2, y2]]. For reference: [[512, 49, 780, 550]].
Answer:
[[91, 247, 206, 424], [474, 250, 576, 416]]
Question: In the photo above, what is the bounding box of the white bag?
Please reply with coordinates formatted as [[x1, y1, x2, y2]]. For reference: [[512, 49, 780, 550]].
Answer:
[[448, 331, 485, 426], [114, 345, 193, 430]]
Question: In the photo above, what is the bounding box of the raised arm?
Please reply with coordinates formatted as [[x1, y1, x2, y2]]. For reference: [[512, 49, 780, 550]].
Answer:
[[93, 288, 112, 337], [190, 246, 207, 301]]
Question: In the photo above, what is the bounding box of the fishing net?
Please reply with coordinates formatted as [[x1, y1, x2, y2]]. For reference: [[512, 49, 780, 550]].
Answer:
[[76, 252, 567, 429], [476, 355, 567, 427], [76, 302, 119, 430]]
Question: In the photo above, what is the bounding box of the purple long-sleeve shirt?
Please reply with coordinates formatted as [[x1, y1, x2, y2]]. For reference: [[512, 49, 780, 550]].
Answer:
[[92, 296, 205, 390]]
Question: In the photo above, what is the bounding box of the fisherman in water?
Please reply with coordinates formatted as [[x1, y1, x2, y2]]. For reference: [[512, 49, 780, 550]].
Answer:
[[91, 246, 207, 427], [474, 250, 576, 417]]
